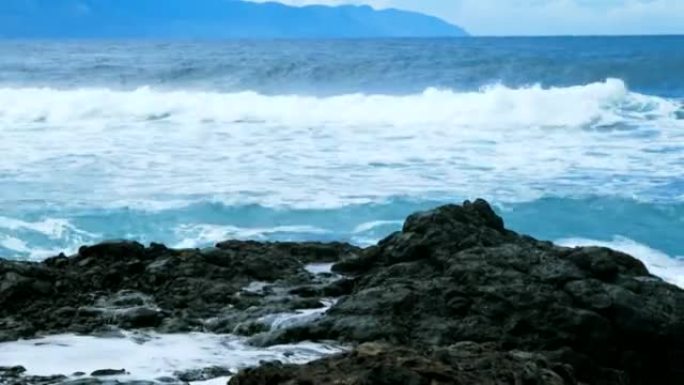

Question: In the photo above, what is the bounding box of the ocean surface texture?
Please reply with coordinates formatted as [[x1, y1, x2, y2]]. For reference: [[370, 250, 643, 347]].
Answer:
[[1, 37, 683, 285]]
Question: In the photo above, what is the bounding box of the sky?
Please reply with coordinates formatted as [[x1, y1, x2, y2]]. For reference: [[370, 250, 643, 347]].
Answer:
[[247, 0, 684, 36]]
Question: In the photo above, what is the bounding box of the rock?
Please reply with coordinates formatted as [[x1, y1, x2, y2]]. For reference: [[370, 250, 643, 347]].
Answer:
[[0, 365, 27, 376], [321, 278, 355, 297], [90, 368, 127, 376], [155, 377, 180, 383], [215, 241, 359, 264], [229, 343, 574, 385], [287, 298, 325, 310], [174, 366, 233, 382], [61, 379, 104, 385], [117, 307, 164, 328], [0, 240, 358, 339], [268, 200, 684, 385], [23, 374, 69, 384], [78, 240, 146, 260], [233, 321, 270, 336], [0, 272, 39, 302], [61, 380, 157, 385], [288, 286, 320, 298], [106, 290, 150, 308], [2, 200, 683, 385]]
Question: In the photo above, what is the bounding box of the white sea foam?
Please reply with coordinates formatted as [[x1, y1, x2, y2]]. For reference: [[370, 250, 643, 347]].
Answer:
[[0, 332, 345, 381], [0, 235, 30, 253], [0, 216, 98, 260], [0, 79, 677, 127], [0, 235, 60, 260], [304, 263, 336, 275], [557, 236, 684, 288], [1, 79, 681, 212], [0, 216, 95, 240], [1, 79, 683, 260], [352, 220, 404, 234], [172, 224, 331, 249], [259, 299, 337, 331]]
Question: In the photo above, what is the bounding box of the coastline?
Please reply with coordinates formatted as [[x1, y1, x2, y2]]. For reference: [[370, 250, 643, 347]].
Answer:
[[1, 199, 683, 385]]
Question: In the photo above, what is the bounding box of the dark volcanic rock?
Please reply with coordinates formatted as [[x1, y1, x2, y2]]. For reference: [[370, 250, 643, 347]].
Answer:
[[0, 240, 360, 341], [0, 366, 27, 375], [62, 380, 157, 385], [229, 342, 575, 385], [174, 366, 233, 382], [260, 200, 684, 385], [117, 307, 165, 328], [90, 369, 126, 376], [2, 200, 684, 385], [0, 367, 69, 385]]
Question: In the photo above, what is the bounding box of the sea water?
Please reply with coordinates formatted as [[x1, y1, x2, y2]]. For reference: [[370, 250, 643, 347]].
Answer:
[[2, 38, 683, 279]]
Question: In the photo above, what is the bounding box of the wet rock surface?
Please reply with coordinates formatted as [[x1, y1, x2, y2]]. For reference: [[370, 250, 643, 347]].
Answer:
[[90, 369, 127, 377], [230, 342, 574, 385], [2, 200, 684, 385], [174, 366, 232, 382], [0, 241, 358, 341], [248, 200, 684, 385]]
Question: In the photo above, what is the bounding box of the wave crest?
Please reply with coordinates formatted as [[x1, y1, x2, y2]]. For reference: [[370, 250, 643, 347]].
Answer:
[[0, 79, 678, 129], [558, 236, 684, 288]]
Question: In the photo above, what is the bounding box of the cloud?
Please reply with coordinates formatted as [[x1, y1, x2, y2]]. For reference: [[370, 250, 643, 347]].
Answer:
[[446, 0, 684, 35], [244, 0, 684, 35]]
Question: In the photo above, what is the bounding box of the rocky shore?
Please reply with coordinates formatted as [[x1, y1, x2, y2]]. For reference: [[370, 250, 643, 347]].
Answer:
[[1, 200, 683, 385]]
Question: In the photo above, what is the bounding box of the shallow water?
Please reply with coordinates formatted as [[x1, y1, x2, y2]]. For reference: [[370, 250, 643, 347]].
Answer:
[[0, 264, 344, 382], [0, 332, 345, 382]]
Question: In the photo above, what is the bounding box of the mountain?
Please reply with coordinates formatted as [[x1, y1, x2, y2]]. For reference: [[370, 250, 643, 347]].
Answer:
[[0, 0, 468, 38]]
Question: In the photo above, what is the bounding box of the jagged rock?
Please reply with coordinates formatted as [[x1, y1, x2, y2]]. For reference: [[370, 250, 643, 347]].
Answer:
[[2, 200, 683, 385], [0, 369, 68, 385], [263, 200, 684, 385], [229, 343, 575, 385], [62, 380, 156, 385], [0, 366, 27, 375], [90, 369, 126, 376], [174, 366, 233, 382], [0, 241, 360, 340]]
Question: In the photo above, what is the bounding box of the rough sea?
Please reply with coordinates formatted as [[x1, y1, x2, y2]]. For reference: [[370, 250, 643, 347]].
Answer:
[[1, 36, 683, 287]]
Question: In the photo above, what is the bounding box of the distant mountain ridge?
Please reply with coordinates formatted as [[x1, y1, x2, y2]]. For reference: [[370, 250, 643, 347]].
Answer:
[[0, 0, 468, 38]]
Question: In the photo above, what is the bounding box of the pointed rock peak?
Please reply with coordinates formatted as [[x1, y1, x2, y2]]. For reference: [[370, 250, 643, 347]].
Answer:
[[78, 240, 146, 259], [403, 199, 505, 235]]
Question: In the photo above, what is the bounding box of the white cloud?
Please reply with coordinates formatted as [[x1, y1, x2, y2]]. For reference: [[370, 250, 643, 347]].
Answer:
[[244, 0, 684, 36], [447, 0, 684, 35]]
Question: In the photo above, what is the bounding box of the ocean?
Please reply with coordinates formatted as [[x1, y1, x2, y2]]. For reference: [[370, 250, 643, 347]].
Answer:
[[1, 36, 683, 286]]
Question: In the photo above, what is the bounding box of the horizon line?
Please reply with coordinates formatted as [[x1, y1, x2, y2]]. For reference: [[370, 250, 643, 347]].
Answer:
[[0, 34, 682, 40]]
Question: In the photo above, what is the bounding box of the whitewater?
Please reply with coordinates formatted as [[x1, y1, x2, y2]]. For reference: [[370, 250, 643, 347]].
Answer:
[[2, 78, 683, 254], [0, 38, 683, 281]]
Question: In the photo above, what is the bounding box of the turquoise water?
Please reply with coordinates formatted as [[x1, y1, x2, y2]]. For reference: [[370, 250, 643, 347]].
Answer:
[[0, 37, 682, 284]]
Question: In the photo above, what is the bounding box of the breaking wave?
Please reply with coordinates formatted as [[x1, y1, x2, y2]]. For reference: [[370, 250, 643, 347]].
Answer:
[[0, 79, 679, 128]]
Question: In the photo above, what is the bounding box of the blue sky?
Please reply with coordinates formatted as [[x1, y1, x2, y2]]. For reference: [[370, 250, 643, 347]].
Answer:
[[247, 0, 684, 36]]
